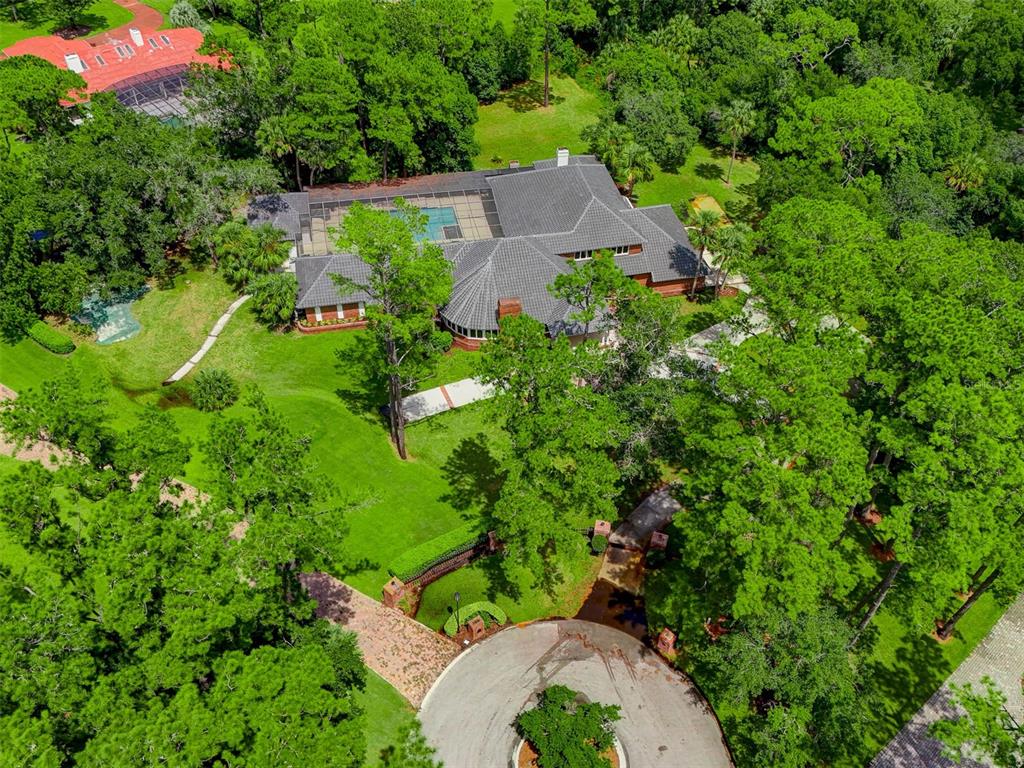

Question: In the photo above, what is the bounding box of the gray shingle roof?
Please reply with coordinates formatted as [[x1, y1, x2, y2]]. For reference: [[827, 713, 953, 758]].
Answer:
[[440, 239, 574, 332], [246, 192, 308, 240], [257, 153, 703, 330], [295, 254, 372, 309]]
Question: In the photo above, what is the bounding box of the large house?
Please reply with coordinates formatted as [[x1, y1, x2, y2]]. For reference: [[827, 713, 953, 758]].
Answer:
[[247, 150, 706, 348], [3, 26, 220, 120]]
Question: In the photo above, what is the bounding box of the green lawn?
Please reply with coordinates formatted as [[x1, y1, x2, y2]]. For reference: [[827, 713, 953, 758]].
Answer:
[[474, 76, 601, 170], [490, 0, 517, 29], [633, 143, 759, 221], [358, 670, 415, 766], [0, 1, 133, 47]]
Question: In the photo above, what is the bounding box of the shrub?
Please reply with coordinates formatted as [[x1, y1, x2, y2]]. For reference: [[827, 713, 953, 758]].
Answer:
[[515, 685, 621, 768], [248, 272, 297, 327], [591, 534, 608, 554], [191, 368, 239, 412], [388, 521, 485, 582], [443, 601, 508, 637], [27, 321, 75, 354]]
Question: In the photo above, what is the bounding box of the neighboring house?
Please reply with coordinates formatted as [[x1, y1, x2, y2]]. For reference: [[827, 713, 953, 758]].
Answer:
[[3, 27, 220, 120], [247, 150, 707, 348]]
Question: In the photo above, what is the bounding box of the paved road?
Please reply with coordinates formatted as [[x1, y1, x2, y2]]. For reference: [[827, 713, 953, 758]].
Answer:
[[872, 594, 1024, 767], [419, 619, 733, 768]]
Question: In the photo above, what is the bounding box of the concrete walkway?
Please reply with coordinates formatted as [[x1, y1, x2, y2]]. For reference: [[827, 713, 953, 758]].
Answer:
[[872, 594, 1024, 768], [163, 294, 250, 384], [299, 572, 459, 707], [401, 377, 495, 423], [609, 486, 681, 550], [420, 619, 734, 767]]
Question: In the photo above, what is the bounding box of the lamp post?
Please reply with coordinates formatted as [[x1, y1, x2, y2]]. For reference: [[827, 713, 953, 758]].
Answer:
[[454, 591, 461, 634]]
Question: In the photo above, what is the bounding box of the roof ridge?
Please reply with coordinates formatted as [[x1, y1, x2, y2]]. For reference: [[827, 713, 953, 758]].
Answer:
[[296, 257, 336, 306], [625, 205, 688, 241], [576, 196, 648, 244]]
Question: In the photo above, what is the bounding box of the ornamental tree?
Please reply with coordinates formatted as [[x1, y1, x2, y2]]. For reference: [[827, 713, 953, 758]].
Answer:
[[332, 200, 452, 459], [515, 685, 620, 768]]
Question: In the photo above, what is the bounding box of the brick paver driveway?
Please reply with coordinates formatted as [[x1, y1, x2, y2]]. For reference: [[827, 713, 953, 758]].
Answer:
[[419, 619, 734, 768], [300, 572, 459, 707]]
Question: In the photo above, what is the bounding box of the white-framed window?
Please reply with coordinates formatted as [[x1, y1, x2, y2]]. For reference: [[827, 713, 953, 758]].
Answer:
[[613, 245, 630, 256], [95, 54, 106, 66], [148, 38, 159, 49], [160, 34, 172, 45], [314, 306, 323, 322], [358, 301, 365, 318], [572, 250, 593, 261]]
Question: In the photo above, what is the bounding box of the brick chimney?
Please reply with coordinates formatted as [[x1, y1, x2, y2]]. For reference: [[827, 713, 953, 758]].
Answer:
[[129, 28, 144, 47], [497, 298, 522, 321]]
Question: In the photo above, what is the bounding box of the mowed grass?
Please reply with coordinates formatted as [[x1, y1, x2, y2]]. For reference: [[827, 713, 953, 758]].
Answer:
[[489, 0, 517, 29], [358, 670, 415, 766], [0, 1, 133, 47], [634, 143, 759, 220], [474, 76, 601, 169]]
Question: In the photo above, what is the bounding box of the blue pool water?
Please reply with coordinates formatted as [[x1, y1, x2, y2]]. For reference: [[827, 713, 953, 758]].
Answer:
[[391, 206, 459, 241]]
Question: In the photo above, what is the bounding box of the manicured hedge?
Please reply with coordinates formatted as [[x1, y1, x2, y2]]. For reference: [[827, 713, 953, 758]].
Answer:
[[443, 601, 508, 637], [388, 521, 485, 582], [27, 321, 75, 354]]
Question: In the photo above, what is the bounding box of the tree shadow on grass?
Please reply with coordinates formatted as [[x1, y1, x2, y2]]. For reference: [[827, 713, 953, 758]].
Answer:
[[332, 334, 389, 429], [440, 433, 506, 518], [694, 161, 723, 181], [497, 80, 567, 113]]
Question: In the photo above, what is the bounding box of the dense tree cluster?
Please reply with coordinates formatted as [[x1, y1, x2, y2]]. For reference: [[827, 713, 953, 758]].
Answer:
[[0, 371, 375, 766]]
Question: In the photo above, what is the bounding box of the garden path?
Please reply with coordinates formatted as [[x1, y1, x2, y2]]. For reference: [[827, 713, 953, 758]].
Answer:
[[299, 572, 460, 707], [871, 593, 1024, 767], [163, 294, 250, 384], [401, 377, 495, 422]]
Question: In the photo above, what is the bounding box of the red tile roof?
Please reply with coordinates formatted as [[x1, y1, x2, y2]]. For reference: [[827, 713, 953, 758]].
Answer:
[[2, 26, 221, 94]]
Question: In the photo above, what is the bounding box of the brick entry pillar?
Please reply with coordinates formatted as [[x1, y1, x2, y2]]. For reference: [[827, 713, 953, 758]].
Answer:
[[382, 577, 405, 610], [467, 615, 486, 641], [657, 627, 676, 656]]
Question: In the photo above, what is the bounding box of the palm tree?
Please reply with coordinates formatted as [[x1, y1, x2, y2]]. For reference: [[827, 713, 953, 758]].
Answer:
[[720, 100, 755, 185], [687, 208, 721, 297], [944, 153, 986, 193], [614, 141, 656, 198], [711, 223, 753, 296]]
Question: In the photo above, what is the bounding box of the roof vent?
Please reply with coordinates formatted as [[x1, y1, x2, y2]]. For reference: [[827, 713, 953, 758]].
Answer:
[[64, 53, 85, 73], [497, 298, 522, 320], [129, 27, 144, 46], [556, 147, 570, 167]]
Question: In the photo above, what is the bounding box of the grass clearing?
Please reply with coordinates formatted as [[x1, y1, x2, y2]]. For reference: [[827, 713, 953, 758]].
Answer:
[[0, 1, 133, 47], [490, 0, 517, 29], [474, 76, 601, 169], [634, 144, 759, 220]]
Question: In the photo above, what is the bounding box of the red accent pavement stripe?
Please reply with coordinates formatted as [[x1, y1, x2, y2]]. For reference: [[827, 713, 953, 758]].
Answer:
[[439, 385, 455, 409]]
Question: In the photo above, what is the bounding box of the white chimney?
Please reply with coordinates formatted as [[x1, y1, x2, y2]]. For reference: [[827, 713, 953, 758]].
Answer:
[[64, 53, 85, 73], [129, 27, 144, 46], [556, 147, 570, 167]]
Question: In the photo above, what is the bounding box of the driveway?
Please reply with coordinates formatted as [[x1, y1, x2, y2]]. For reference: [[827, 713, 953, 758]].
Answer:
[[419, 619, 733, 768]]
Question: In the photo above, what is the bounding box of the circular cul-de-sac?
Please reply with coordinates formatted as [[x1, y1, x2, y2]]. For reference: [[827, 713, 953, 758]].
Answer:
[[419, 619, 733, 767]]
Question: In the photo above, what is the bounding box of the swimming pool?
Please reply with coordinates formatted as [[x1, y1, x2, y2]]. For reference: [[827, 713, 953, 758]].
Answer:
[[391, 206, 461, 241]]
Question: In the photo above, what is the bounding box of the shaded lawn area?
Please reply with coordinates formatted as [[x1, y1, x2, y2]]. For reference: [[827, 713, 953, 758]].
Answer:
[[0, 0, 133, 47], [474, 76, 601, 169], [666, 292, 748, 342], [634, 144, 760, 222]]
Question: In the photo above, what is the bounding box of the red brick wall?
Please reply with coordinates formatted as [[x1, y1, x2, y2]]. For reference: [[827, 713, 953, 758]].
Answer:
[[341, 302, 361, 320], [304, 307, 317, 323], [321, 304, 339, 321], [649, 277, 703, 296], [451, 334, 485, 351], [632, 273, 652, 287]]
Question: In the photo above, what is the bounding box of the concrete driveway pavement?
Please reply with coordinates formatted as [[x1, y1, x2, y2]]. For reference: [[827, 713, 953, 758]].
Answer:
[[419, 619, 733, 767]]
